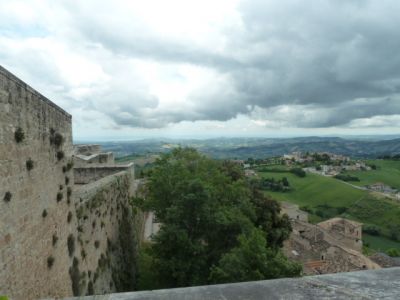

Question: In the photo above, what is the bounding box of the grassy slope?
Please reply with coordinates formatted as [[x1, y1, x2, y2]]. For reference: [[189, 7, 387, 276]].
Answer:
[[363, 234, 400, 252], [344, 159, 400, 189], [259, 169, 400, 250], [261, 171, 366, 207]]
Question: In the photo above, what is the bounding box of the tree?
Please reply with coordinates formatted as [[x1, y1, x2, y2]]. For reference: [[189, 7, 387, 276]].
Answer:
[[143, 148, 301, 288], [209, 229, 302, 283]]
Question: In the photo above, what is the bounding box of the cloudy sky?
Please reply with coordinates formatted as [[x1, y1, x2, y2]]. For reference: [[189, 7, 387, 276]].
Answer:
[[1, 0, 400, 140]]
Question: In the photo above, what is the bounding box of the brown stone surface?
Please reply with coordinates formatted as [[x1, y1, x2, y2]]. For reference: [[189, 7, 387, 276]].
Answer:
[[0, 66, 143, 300]]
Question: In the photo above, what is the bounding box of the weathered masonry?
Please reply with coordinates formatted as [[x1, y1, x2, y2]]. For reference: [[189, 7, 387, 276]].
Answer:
[[0, 66, 143, 300]]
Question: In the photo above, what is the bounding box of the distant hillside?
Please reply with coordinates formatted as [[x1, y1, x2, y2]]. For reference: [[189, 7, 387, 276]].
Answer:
[[84, 137, 400, 159]]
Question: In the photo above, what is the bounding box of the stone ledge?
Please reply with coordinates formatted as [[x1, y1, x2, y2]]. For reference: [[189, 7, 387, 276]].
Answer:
[[46, 267, 400, 300]]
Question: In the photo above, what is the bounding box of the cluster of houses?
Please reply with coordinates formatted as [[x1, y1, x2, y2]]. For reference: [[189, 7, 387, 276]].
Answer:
[[304, 162, 372, 177], [366, 182, 400, 200], [280, 203, 384, 275], [281, 152, 372, 176], [283, 151, 350, 164]]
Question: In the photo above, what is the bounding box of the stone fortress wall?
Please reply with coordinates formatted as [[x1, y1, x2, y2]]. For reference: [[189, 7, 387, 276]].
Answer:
[[0, 66, 143, 300]]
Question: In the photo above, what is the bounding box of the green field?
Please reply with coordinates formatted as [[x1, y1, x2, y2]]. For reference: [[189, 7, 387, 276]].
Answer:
[[344, 159, 400, 189], [363, 234, 400, 252], [259, 169, 400, 250], [261, 171, 366, 208]]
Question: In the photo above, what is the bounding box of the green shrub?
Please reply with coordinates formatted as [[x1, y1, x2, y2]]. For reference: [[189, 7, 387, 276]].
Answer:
[[290, 168, 306, 177], [67, 211, 73, 223], [87, 281, 94, 295], [26, 158, 34, 171], [67, 234, 75, 257], [57, 151, 65, 161], [363, 225, 381, 236], [386, 248, 400, 257], [52, 234, 58, 246], [42, 209, 48, 218], [81, 248, 87, 260], [66, 162, 74, 171], [300, 205, 313, 214], [0, 296, 9, 300], [334, 174, 360, 182], [3, 192, 12, 202], [57, 192, 63, 202], [47, 256, 55, 269], [69, 257, 80, 296], [53, 133, 64, 147], [67, 187, 72, 198], [14, 127, 25, 143]]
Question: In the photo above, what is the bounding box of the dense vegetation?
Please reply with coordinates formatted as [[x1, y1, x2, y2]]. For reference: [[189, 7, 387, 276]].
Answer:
[[253, 177, 291, 192], [334, 174, 360, 182], [136, 148, 301, 289]]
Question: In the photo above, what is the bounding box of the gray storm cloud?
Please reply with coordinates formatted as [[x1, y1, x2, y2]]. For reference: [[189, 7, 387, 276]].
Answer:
[[1, 0, 400, 129]]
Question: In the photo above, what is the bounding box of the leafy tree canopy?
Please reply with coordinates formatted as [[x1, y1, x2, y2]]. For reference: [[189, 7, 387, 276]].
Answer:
[[141, 148, 301, 288]]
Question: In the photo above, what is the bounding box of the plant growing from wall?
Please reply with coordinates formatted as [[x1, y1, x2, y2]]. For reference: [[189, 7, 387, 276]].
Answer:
[[57, 151, 64, 161], [52, 234, 58, 246], [57, 192, 63, 202], [67, 187, 72, 198], [76, 207, 84, 219], [65, 176, 70, 185], [67, 211, 73, 223], [3, 192, 12, 202], [66, 161, 74, 171], [81, 248, 87, 260], [69, 257, 80, 296], [14, 127, 25, 143], [26, 158, 34, 171], [67, 234, 75, 257], [47, 256, 55, 269], [53, 133, 64, 147], [94, 240, 100, 249], [87, 281, 94, 295], [42, 209, 48, 218]]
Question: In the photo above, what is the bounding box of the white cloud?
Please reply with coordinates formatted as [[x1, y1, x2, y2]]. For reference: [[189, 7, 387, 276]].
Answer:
[[1, 0, 400, 139]]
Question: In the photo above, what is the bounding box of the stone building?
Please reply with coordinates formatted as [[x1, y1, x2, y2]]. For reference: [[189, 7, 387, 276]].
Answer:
[[73, 144, 115, 167], [0, 65, 143, 300], [318, 218, 362, 251], [283, 218, 379, 275]]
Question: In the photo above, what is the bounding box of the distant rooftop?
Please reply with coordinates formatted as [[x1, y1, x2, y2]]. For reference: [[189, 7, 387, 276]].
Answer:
[[52, 267, 400, 300]]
